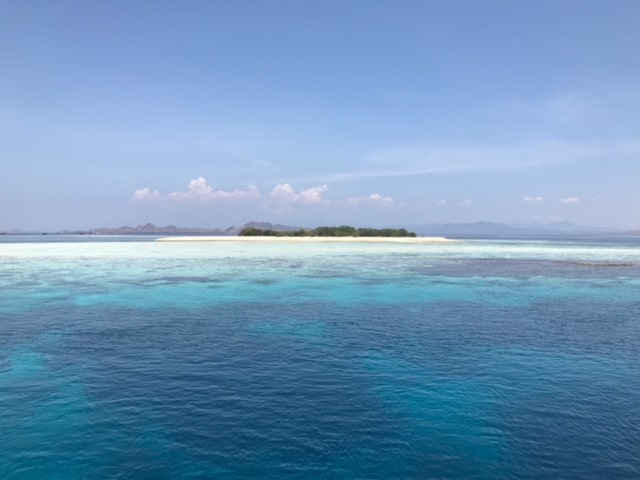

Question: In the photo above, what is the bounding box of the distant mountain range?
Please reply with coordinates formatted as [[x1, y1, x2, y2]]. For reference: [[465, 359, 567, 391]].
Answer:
[[56, 221, 301, 236], [59, 223, 232, 235], [408, 221, 619, 237], [2, 221, 637, 236]]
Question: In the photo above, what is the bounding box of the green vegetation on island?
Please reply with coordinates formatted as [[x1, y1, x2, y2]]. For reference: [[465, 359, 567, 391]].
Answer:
[[239, 225, 417, 237]]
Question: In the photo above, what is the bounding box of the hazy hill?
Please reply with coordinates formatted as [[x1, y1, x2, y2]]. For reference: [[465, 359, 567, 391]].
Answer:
[[59, 223, 229, 235], [57, 221, 301, 235], [413, 221, 611, 237]]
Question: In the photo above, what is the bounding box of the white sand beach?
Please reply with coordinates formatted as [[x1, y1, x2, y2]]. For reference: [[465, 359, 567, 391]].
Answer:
[[156, 236, 457, 243]]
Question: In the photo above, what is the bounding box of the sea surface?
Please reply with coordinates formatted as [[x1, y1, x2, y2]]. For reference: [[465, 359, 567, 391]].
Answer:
[[1, 236, 639, 479]]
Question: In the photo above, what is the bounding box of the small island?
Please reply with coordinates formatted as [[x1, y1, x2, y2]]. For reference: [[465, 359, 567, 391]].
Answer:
[[239, 225, 417, 237], [155, 223, 454, 243]]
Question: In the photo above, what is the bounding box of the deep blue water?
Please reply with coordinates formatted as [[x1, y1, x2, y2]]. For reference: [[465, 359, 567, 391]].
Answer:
[[1, 237, 639, 479]]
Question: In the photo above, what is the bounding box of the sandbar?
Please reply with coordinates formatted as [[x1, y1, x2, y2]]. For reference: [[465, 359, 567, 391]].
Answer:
[[156, 236, 456, 243]]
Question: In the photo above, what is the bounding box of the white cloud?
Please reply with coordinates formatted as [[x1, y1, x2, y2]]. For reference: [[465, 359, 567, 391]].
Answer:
[[132, 179, 333, 209], [270, 183, 297, 202], [592, 193, 604, 203], [435, 199, 447, 206], [561, 196, 581, 205], [168, 177, 260, 203], [299, 185, 328, 204], [270, 183, 328, 204], [347, 193, 394, 205], [132, 187, 161, 202], [522, 196, 545, 203], [459, 199, 473, 207]]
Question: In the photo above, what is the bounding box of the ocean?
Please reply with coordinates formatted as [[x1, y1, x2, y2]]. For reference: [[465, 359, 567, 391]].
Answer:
[[1, 236, 639, 479]]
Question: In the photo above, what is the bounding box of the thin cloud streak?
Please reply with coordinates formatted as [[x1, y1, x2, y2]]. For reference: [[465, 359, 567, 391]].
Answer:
[[284, 139, 638, 184], [298, 164, 473, 183]]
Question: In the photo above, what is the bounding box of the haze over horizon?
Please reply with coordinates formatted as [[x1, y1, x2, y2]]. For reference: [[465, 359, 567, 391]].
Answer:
[[2, 1, 639, 231]]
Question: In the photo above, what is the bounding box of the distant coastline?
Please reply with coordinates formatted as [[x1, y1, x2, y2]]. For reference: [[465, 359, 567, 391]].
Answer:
[[2, 221, 637, 237]]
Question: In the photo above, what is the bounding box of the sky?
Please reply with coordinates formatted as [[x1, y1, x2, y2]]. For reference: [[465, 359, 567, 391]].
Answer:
[[1, 0, 639, 231]]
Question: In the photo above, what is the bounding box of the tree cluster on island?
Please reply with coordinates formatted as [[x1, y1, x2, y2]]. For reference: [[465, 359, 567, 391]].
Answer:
[[238, 225, 417, 237]]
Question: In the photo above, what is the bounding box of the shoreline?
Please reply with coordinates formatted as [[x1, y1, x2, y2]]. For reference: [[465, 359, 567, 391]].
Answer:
[[155, 235, 457, 243]]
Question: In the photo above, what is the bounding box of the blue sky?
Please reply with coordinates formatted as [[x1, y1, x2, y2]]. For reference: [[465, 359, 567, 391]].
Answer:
[[1, 0, 639, 230]]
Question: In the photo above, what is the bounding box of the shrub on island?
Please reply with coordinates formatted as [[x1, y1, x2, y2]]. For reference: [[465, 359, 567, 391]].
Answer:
[[238, 226, 416, 237]]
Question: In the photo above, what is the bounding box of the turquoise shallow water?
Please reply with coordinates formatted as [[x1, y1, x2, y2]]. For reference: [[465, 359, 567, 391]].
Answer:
[[1, 237, 640, 478]]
